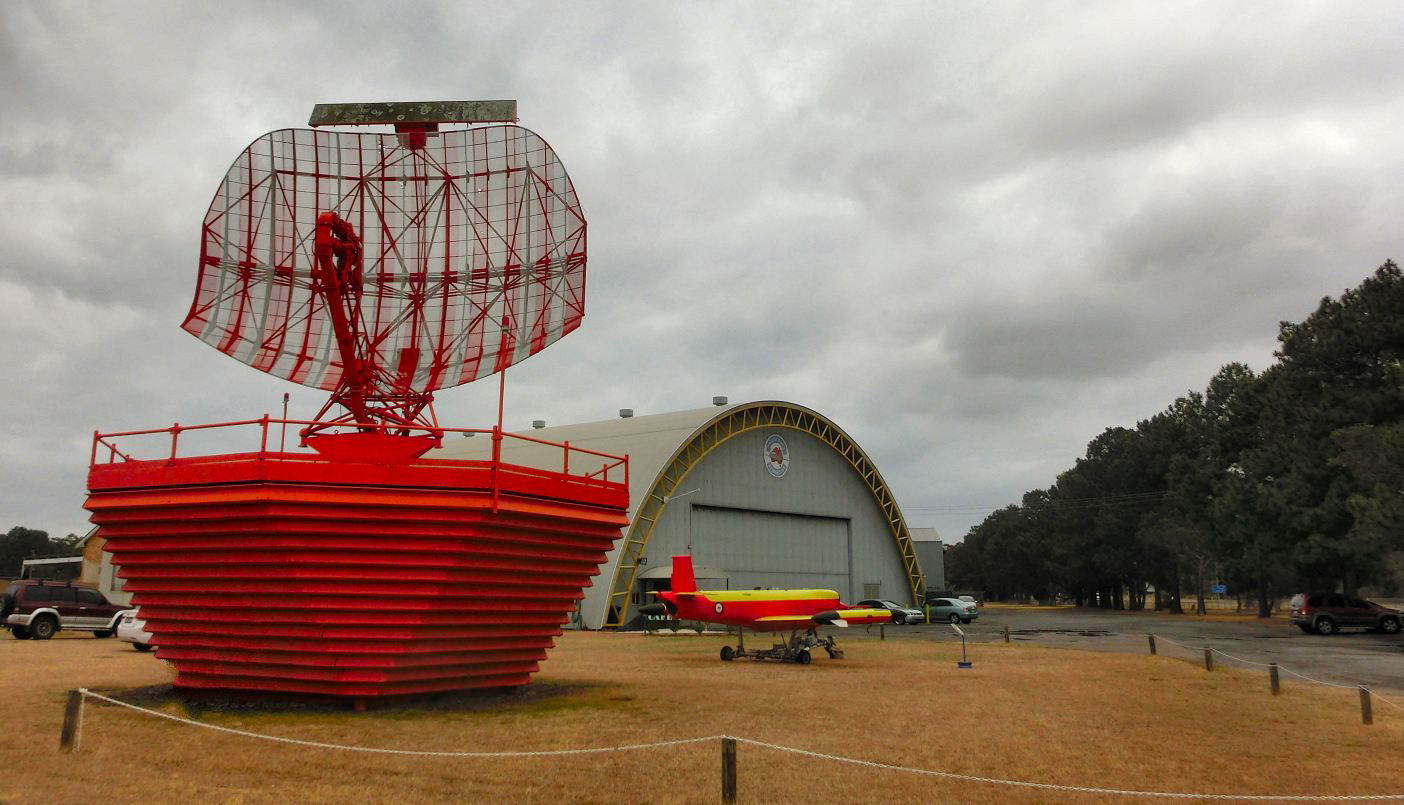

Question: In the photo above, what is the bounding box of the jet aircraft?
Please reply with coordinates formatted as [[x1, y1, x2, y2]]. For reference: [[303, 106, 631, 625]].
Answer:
[[636, 555, 897, 663]]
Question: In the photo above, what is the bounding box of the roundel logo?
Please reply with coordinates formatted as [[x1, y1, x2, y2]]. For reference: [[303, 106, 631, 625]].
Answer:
[[764, 434, 790, 478], [714, 602, 724, 614]]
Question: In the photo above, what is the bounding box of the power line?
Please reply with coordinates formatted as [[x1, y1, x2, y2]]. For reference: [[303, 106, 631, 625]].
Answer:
[[903, 490, 1174, 514]]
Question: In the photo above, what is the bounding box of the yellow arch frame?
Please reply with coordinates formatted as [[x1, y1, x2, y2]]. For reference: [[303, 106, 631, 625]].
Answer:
[[602, 401, 925, 627]]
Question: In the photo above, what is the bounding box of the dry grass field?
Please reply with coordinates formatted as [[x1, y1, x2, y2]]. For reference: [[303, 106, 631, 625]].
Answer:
[[2, 630, 1401, 803]]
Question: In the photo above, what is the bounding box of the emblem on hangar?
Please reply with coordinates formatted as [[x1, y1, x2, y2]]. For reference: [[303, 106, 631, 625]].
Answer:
[[764, 433, 790, 478]]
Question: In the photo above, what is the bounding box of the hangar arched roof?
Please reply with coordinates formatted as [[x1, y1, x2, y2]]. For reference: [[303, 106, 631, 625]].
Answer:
[[436, 400, 924, 629]]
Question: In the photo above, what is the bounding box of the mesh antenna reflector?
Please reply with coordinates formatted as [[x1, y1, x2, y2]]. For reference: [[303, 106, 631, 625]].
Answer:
[[182, 125, 587, 396]]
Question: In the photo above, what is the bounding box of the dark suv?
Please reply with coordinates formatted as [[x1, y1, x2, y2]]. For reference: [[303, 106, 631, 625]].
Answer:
[[1, 580, 132, 640], [1289, 593, 1401, 636]]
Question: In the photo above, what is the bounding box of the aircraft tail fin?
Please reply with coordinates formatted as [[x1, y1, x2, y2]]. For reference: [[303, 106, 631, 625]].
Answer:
[[670, 554, 697, 593]]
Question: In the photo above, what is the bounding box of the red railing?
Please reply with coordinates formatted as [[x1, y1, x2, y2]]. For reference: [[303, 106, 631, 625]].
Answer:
[[89, 417, 629, 487]]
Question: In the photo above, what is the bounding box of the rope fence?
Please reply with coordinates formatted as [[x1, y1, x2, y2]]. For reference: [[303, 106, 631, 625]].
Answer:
[[732, 736, 1404, 801], [62, 688, 1404, 802], [1148, 633, 1404, 717], [72, 689, 715, 757]]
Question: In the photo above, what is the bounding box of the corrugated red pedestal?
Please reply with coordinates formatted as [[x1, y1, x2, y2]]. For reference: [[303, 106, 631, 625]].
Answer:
[[85, 437, 628, 698]]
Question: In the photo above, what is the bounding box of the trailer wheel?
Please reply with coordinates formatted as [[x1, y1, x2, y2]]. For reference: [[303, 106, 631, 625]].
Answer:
[[720, 645, 735, 661], [794, 649, 811, 665]]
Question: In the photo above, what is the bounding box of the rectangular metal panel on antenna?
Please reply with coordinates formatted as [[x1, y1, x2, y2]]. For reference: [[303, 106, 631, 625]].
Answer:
[[308, 100, 518, 126]]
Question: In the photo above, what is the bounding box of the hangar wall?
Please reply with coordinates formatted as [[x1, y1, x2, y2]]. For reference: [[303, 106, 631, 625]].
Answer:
[[689, 506, 850, 592], [633, 426, 910, 605]]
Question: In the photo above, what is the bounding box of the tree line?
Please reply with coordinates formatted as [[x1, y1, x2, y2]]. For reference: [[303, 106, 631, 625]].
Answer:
[[0, 526, 84, 578], [946, 262, 1404, 616]]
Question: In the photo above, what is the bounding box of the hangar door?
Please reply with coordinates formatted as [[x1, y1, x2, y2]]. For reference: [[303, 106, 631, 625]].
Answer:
[[689, 505, 850, 596]]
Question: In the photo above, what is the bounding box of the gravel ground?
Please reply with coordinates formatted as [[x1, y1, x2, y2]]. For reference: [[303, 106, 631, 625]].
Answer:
[[868, 605, 1404, 696]]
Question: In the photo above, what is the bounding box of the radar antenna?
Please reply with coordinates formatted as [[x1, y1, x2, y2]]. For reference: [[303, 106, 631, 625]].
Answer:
[[182, 100, 588, 442]]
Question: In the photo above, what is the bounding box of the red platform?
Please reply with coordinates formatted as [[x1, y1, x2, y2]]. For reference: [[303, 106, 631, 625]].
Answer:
[[85, 423, 628, 698]]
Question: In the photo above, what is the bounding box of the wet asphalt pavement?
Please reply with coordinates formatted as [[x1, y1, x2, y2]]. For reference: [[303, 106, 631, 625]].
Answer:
[[869, 606, 1404, 696]]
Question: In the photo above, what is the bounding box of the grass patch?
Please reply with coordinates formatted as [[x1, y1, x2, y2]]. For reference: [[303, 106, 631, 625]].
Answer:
[[2, 629, 1401, 802]]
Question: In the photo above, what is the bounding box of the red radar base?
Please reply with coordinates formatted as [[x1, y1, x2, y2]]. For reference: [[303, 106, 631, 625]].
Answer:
[[86, 422, 628, 697]]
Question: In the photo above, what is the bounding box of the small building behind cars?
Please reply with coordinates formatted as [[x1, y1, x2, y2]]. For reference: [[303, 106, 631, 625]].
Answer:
[[76, 527, 130, 606], [910, 528, 946, 596], [18, 555, 82, 581]]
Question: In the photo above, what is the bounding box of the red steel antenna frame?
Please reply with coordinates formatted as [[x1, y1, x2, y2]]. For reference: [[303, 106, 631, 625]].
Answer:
[[183, 101, 587, 451], [304, 101, 521, 437]]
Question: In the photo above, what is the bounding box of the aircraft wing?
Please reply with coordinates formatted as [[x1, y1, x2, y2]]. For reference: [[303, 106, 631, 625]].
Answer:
[[811, 608, 893, 627], [753, 608, 893, 628], [754, 614, 827, 628]]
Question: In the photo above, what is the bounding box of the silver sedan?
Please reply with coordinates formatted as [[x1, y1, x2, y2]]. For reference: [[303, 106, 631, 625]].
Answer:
[[925, 597, 979, 624]]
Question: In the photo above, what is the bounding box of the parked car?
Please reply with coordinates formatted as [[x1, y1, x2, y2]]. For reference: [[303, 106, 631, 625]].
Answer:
[[1, 580, 132, 640], [856, 599, 924, 625], [116, 611, 154, 651], [925, 597, 979, 625], [957, 595, 979, 611], [1289, 593, 1401, 636]]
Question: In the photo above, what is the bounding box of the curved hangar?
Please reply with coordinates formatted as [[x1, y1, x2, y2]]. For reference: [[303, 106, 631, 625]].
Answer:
[[440, 400, 924, 629]]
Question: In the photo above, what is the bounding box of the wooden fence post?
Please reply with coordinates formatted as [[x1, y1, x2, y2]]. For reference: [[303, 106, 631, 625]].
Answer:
[[1147, 635, 1156, 655], [59, 689, 83, 753], [1270, 664, 1280, 695], [722, 737, 738, 804], [1360, 686, 1373, 725], [879, 625, 885, 641], [1203, 649, 1213, 672], [1002, 625, 1010, 643]]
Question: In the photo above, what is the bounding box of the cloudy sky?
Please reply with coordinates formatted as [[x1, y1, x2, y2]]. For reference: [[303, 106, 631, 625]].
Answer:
[[3, 2, 1403, 542]]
